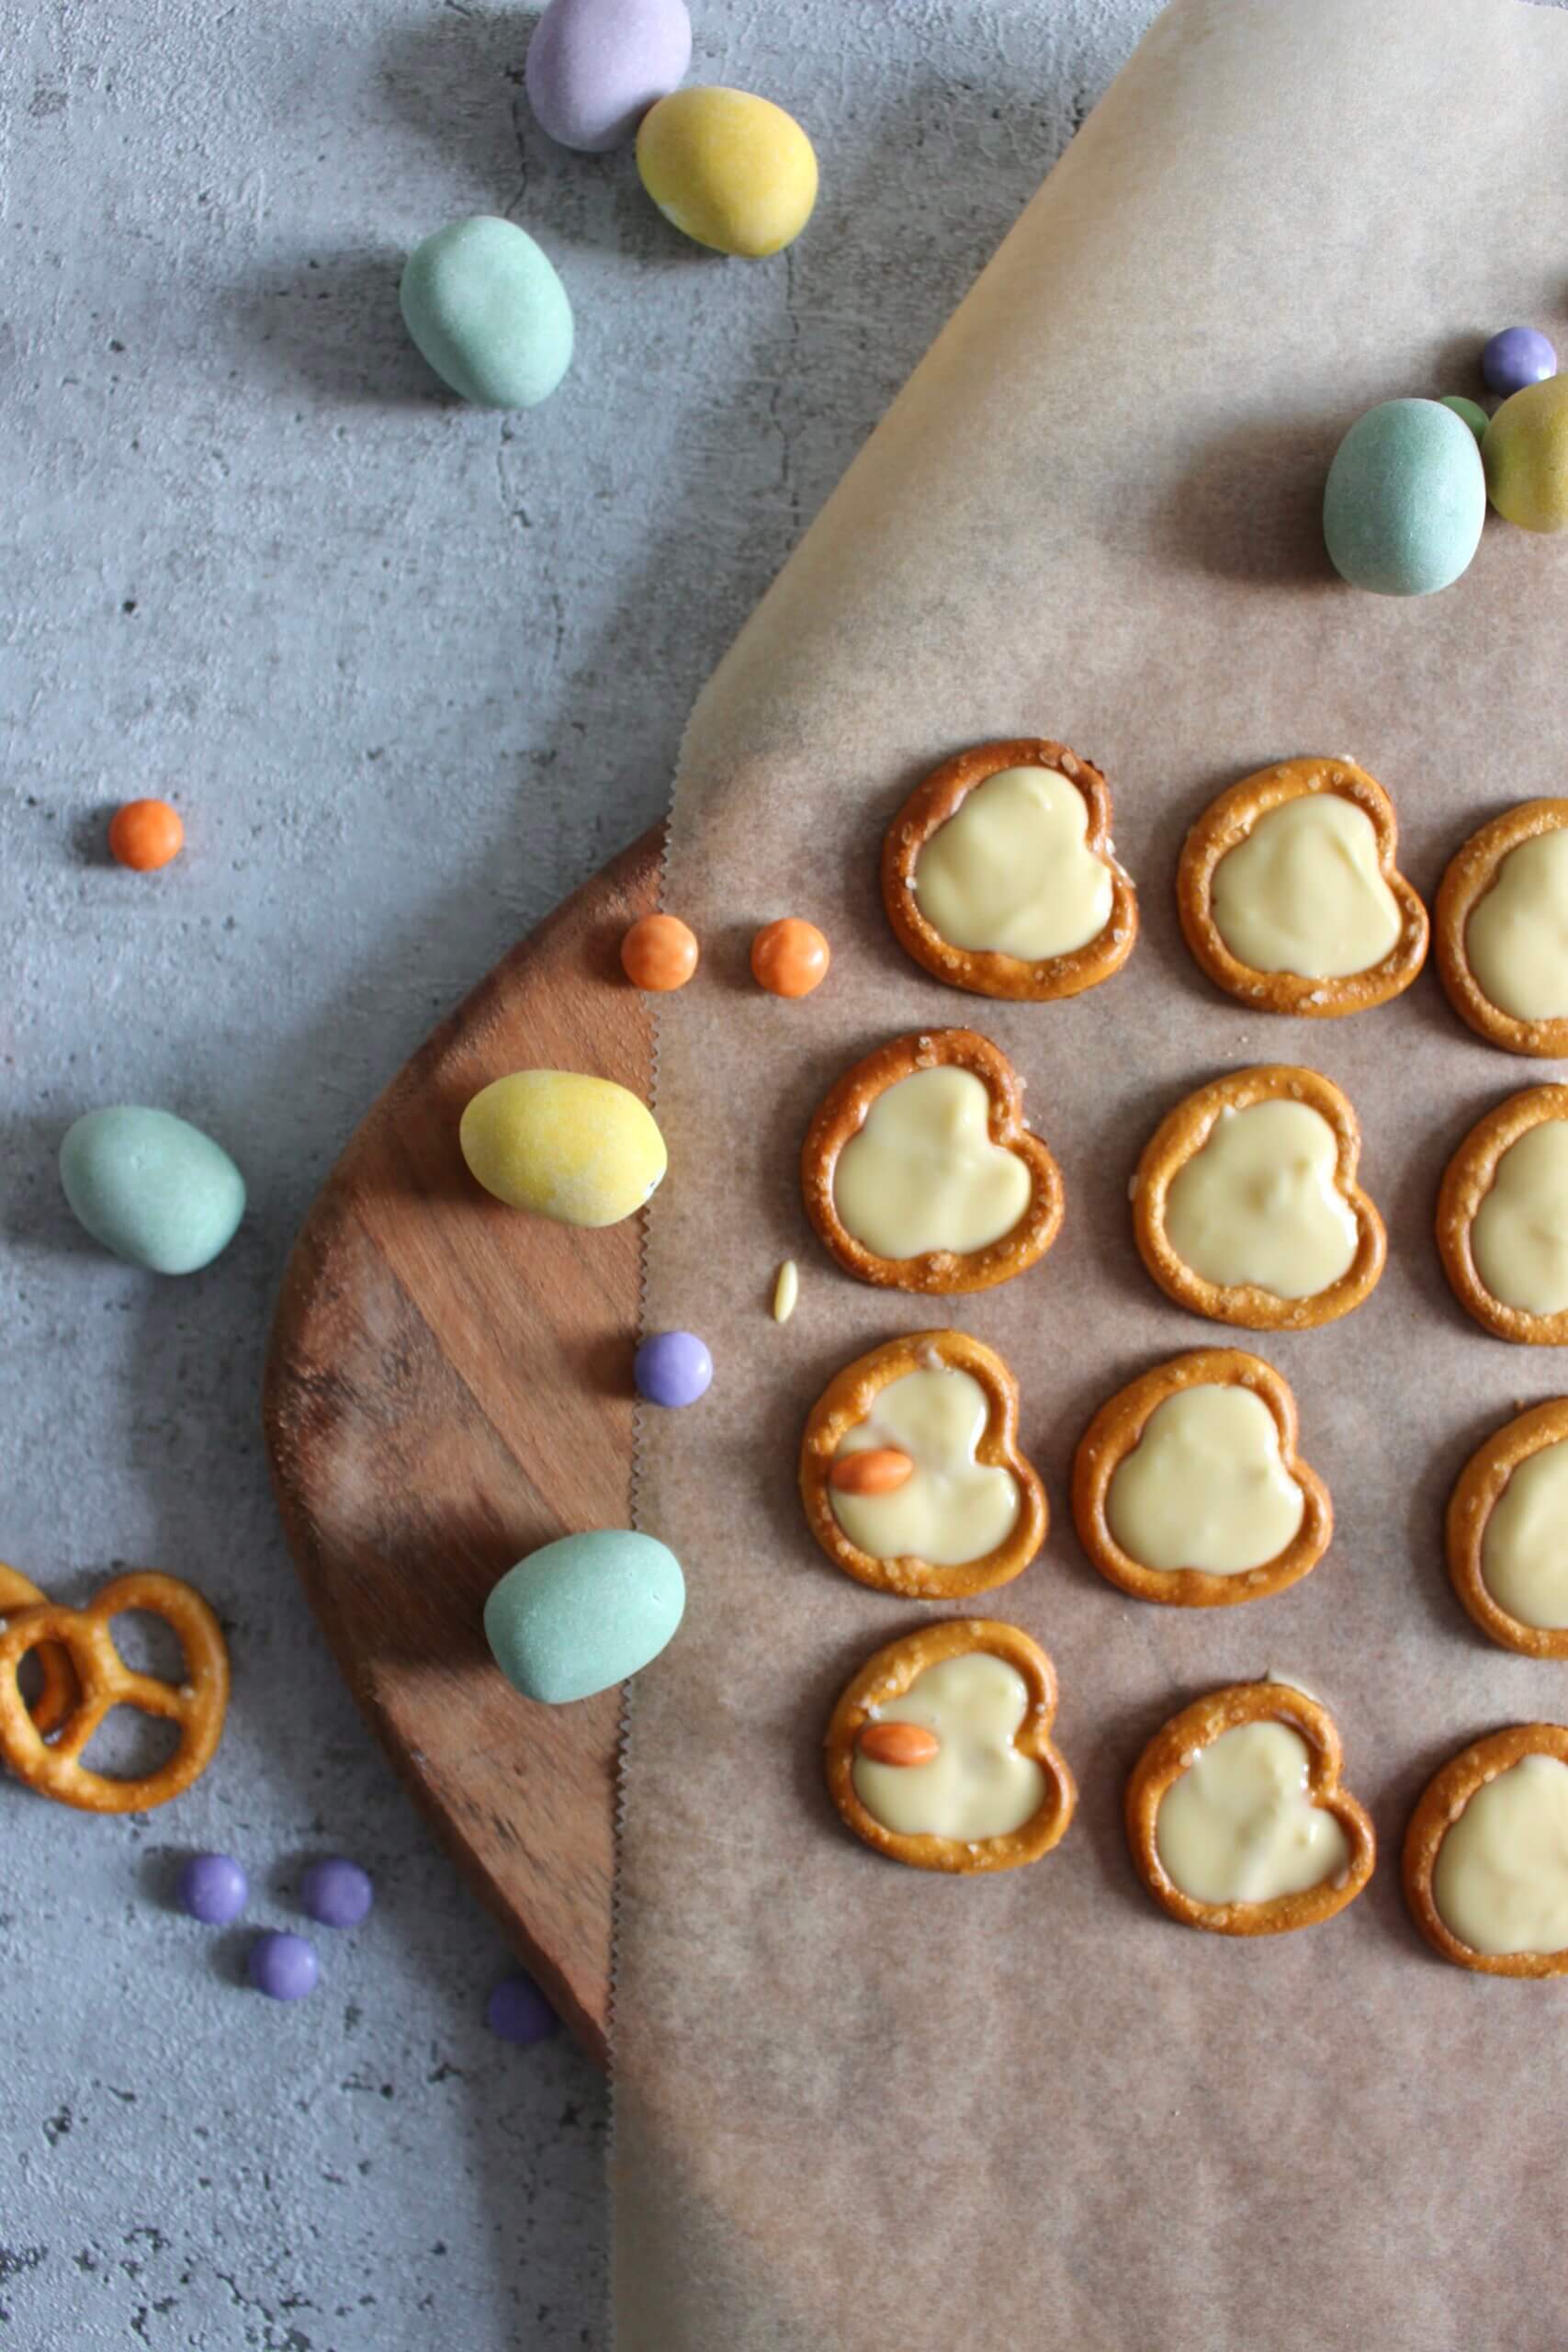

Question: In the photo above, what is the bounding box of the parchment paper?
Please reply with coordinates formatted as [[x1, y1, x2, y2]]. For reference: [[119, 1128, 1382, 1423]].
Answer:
[[613, 4, 1568, 2344]]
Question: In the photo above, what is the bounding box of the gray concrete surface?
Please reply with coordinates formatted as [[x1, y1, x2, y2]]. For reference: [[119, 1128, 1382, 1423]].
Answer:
[[0, 2, 1159, 2344]]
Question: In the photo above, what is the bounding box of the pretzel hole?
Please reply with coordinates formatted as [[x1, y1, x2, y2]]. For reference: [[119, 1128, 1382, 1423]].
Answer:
[[77, 1705, 183, 1779], [105, 1608, 189, 1684]]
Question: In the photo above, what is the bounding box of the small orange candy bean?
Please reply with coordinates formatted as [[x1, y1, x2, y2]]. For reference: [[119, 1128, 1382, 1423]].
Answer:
[[858, 1720, 940, 1768], [108, 798, 184, 872], [750, 916, 829, 999], [621, 912, 699, 992], [829, 1447, 914, 1497]]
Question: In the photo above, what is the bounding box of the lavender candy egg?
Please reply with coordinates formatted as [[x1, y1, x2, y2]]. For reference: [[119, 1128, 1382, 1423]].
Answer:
[[247, 1931, 319, 2002], [299, 1857, 374, 1930], [176, 1852, 249, 1926], [486, 1972, 560, 2046], [633, 1329, 713, 1408], [1482, 326, 1557, 400], [525, 0, 693, 154]]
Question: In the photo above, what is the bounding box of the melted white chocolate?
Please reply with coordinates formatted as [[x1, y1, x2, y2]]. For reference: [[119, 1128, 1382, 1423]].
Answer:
[[852, 1653, 1044, 1839], [1433, 1753, 1568, 1956], [1482, 1438, 1568, 1629], [1164, 1100, 1358, 1300], [913, 766, 1113, 959], [1467, 827, 1568, 1022], [1105, 1384, 1304, 1574], [833, 1066, 1032, 1260], [832, 1366, 1020, 1566], [1156, 1720, 1349, 1905], [1471, 1119, 1568, 1316], [1210, 792, 1402, 978]]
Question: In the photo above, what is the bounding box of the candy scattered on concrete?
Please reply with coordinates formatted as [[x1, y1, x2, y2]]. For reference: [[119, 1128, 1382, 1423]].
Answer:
[[1481, 325, 1557, 400], [484, 1530, 685, 1704], [60, 1105, 245, 1274], [299, 1856, 374, 1929], [176, 1852, 248, 1926], [247, 1930, 320, 2001], [620, 911, 699, 990], [634, 1329, 713, 1408], [1322, 397, 1485, 595], [108, 797, 184, 872], [459, 1070, 666, 1227], [400, 218, 573, 411], [526, 0, 692, 153], [637, 87, 818, 257], [486, 1971, 560, 2045]]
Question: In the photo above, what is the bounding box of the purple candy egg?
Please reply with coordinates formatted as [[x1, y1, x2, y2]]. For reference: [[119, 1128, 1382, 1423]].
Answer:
[[525, 0, 692, 154], [247, 1930, 319, 2002], [299, 1856, 374, 1930], [1482, 326, 1557, 399], [486, 1972, 560, 2045], [176, 1851, 249, 1926], [633, 1329, 712, 1409]]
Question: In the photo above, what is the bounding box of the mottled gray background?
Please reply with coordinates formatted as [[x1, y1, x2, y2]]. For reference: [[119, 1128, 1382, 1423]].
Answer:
[[0, 0, 1267, 2343]]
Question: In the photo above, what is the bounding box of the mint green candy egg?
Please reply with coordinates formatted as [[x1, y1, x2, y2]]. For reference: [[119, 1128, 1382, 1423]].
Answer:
[[400, 217, 573, 410], [60, 1106, 245, 1274], [1322, 398, 1485, 596], [1439, 395, 1490, 447], [484, 1531, 685, 1704]]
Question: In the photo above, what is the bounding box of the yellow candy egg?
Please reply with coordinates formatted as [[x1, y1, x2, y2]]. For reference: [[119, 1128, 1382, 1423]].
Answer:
[[1483, 377, 1568, 534], [636, 87, 818, 258], [459, 1070, 667, 1227]]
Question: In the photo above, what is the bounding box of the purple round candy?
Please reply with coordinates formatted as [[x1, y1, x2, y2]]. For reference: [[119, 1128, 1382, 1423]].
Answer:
[[247, 1930, 319, 2001], [1482, 326, 1557, 399], [299, 1856, 374, 1929], [176, 1851, 249, 1926], [486, 1972, 560, 2045], [633, 1329, 712, 1409]]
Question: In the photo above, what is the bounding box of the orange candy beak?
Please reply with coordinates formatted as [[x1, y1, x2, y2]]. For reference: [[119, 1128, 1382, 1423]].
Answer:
[[857, 1720, 941, 1768], [829, 1447, 914, 1497]]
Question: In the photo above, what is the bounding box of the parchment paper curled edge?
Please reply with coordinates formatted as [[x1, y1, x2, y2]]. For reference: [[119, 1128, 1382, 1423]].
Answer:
[[614, 3, 1568, 2346]]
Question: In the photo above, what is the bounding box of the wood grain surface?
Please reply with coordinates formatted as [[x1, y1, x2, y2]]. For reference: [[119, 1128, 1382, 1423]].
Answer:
[[263, 830, 662, 2065]]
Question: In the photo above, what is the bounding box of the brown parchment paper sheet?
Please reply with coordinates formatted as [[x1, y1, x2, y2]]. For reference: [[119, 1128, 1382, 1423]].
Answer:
[[613, 3, 1568, 2345]]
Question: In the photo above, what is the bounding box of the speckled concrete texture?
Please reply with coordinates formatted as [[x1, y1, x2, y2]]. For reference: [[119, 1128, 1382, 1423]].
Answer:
[[0, 2, 1163, 2344]]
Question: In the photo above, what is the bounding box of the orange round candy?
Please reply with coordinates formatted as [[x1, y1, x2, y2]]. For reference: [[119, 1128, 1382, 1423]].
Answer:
[[621, 912, 699, 992], [108, 798, 184, 872], [750, 917, 829, 999], [829, 1447, 914, 1497]]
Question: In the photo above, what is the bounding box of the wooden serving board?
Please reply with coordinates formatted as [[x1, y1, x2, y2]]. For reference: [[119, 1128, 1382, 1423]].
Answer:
[[262, 830, 662, 2065]]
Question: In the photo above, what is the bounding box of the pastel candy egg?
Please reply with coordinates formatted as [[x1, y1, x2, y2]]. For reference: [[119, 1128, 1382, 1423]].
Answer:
[[458, 1070, 666, 1227], [60, 1106, 245, 1274], [1483, 377, 1568, 535], [1322, 398, 1485, 596], [637, 88, 818, 258], [484, 1530, 685, 1703], [1438, 395, 1489, 447], [1481, 325, 1557, 400], [400, 218, 573, 411], [526, 0, 692, 154]]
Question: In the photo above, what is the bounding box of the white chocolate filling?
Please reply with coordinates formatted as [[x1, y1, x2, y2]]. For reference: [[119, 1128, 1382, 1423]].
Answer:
[[1210, 792, 1402, 978], [1164, 1100, 1358, 1300], [1471, 1118, 1568, 1316], [833, 1066, 1032, 1260], [831, 1366, 1021, 1566], [852, 1653, 1044, 1840], [1156, 1720, 1349, 1905], [1433, 1752, 1568, 1956], [1481, 1437, 1568, 1629], [1467, 826, 1568, 1022], [1105, 1384, 1305, 1574], [913, 766, 1113, 959]]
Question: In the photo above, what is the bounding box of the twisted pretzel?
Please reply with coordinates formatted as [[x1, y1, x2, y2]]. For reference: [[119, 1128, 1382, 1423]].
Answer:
[[0, 1571, 229, 1813], [0, 1564, 78, 1740]]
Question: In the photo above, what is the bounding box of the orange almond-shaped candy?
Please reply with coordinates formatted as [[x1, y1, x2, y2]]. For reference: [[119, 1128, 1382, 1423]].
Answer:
[[858, 1720, 940, 1767], [829, 1447, 913, 1497]]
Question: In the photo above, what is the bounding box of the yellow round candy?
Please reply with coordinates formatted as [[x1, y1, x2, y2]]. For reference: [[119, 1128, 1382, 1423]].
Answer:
[[1483, 376, 1568, 534], [636, 87, 818, 259], [459, 1070, 667, 1228]]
